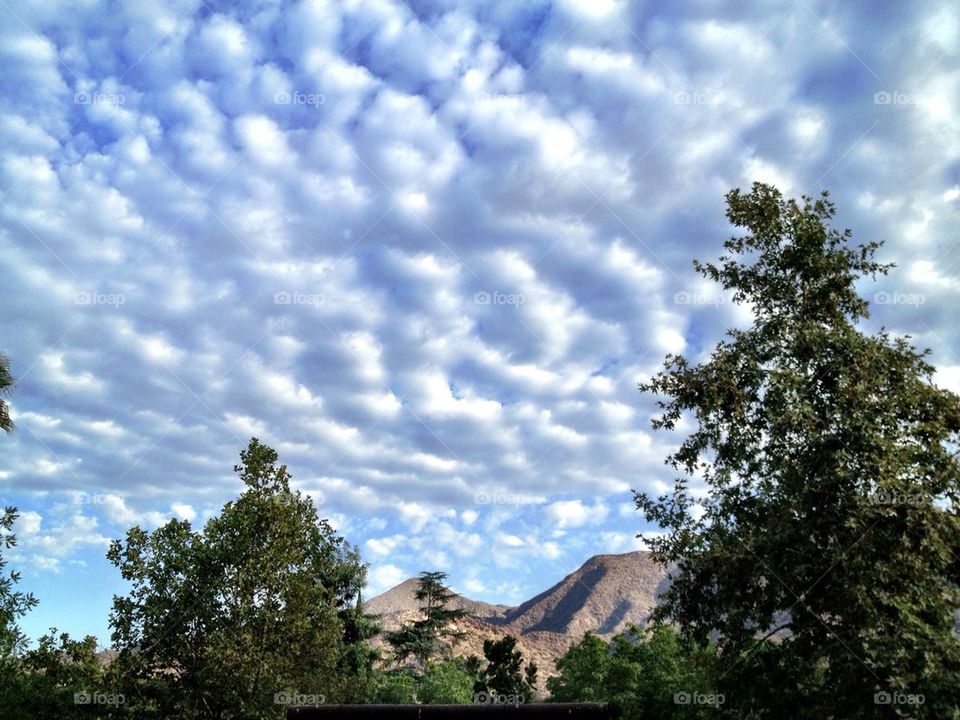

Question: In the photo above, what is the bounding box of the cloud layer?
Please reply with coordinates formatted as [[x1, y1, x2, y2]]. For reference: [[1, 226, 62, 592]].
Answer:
[[1, 0, 958, 642]]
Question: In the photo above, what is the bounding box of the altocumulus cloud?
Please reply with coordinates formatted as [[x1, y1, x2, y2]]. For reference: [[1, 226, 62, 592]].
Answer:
[[0, 0, 958, 640]]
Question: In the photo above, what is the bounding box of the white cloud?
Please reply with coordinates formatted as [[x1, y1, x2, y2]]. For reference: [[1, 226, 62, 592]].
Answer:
[[397, 502, 434, 533], [171, 503, 196, 521], [10, 509, 111, 573], [17, 510, 43, 535], [1, 0, 957, 633], [365, 534, 406, 559], [498, 533, 526, 548], [462, 577, 486, 595], [366, 563, 406, 595], [234, 114, 291, 167], [545, 500, 609, 529]]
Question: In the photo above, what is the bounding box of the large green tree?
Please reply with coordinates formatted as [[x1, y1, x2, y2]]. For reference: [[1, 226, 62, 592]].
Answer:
[[384, 571, 467, 668], [107, 438, 375, 719], [636, 183, 960, 717], [548, 625, 718, 720], [546, 632, 609, 704]]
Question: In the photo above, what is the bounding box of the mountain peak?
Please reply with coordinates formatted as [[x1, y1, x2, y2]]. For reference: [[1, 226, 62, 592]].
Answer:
[[365, 550, 672, 677], [365, 577, 511, 620], [498, 550, 670, 637]]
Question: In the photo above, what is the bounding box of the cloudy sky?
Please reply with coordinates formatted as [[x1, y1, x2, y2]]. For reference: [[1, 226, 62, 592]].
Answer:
[[1, 0, 958, 646]]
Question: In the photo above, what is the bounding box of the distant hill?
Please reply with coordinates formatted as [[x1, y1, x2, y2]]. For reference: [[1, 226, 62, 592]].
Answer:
[[365, 577, 512, 620], [364, 551, 672, 680], [496, 551, 673, 637]]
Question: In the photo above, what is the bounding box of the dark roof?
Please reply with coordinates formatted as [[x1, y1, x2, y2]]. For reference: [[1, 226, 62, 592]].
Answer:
[[288, 703, 616, 719]]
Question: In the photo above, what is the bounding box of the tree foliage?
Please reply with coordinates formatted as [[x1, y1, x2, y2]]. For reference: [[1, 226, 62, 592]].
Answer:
[[367, 660, 475, 705], [0, 507, 37, 661], [472, 634, 538, 703], [636, 183, 960, 717], [0, 506, 115, 718], [416, 659, 476, 704], [107, 438, 375, 719], [1, 629, 119, 719], [545, 632, 609, 703], [0, 507, 40, 711], [371, 669, 418, 704], [385, 571, 467, 667], [548, 625, 717, 719], [0, 352, 14, 434]]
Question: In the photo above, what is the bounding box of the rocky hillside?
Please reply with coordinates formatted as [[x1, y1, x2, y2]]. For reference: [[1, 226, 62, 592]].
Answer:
[[365, 551, 672, 678], [496, 551, 672, 638]]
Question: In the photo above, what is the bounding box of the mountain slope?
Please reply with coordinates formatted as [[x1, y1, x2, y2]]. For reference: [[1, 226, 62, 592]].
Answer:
[[365, 577, 512, 620], [364, 550, 672, 677], [497, 551, 672, 638]]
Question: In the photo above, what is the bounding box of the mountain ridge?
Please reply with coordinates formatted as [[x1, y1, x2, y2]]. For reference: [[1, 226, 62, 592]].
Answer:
[[365, 550, 672, 678], [365, 576, 513, 620]]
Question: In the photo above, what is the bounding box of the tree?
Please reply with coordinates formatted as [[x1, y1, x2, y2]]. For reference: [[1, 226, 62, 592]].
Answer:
[[416, 659, 475, 704], [0, 507, 36, 660], [3, 629, 118, 719], [545, 632, 610, 703], [337, 588, 382, 701], [473, 634, 538, 703], [0, 352, 13, 434], [371, 669, 417, 704], [636, 183, 960, 717], [548, 625, 717, 720], [385, 571, 467, 667], [0, 508, 39, 711], [107, 437, 375, 719]]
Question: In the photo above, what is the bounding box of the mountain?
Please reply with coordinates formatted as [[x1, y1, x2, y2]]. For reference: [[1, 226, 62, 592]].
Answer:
[[364, 551, 672, 679], [365, 577, 512, 620], [497, 551, 673, 638]]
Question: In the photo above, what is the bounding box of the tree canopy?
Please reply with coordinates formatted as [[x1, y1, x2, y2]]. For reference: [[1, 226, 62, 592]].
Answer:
[[0, 507, 39, 695], [547, 625, 717, 719], [636, 183, 960, 718], [107, 437, 376, 719], [472, 634, 538, 703], [385, 570, 467, 668]]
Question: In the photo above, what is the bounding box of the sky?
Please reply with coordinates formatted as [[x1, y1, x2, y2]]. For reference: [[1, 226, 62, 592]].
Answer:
[[1, 0, 958, 648]]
